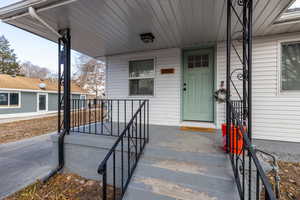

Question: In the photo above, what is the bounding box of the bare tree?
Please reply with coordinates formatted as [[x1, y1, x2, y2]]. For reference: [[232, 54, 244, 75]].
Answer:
[[20, 61, 51, 79], [73, 55, 105, 97]]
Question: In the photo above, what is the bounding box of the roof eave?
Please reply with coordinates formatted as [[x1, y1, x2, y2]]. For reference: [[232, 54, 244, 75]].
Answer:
[[0, 0, 46, 19]]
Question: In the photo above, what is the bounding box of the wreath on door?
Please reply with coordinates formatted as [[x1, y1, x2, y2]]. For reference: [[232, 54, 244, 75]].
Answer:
[[214, 81, 227, 103], [214, 88, 226, 103]]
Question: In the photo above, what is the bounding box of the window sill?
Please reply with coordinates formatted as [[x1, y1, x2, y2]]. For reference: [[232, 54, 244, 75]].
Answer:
[[128, 95, 154, 98], [0, 106, 21, 109], [278, 90, 300, 97]]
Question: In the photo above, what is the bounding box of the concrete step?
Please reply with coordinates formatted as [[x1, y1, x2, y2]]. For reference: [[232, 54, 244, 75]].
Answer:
[[137, 159, 233, 181], [125, 173, 239, 200], [142, 146, 229, 168], [132, 163, 236, 195], [123, 187, 175, 200]]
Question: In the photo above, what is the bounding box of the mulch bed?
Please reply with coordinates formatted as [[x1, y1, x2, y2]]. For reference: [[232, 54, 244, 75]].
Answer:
[[266, 161, 300, 200], [0, 110, 101, 144], [4, 173, 104, 200]]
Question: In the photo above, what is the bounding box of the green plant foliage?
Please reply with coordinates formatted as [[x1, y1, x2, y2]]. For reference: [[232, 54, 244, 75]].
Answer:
[[0, 35, 20, 75]]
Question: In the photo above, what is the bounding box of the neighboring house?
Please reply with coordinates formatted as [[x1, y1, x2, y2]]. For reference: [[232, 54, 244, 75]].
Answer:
[[0, 74, 87, 118]]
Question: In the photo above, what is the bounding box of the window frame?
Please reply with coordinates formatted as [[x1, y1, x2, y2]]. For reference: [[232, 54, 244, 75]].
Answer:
[[37, 93, 48, 112], [79, 94, 86, 109], [278, 38, 300, 96], [0, 91, 21, 109], [128, 58, 156, 97]]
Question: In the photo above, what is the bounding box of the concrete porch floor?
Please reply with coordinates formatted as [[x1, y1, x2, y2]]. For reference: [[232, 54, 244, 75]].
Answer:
[[123, 125, 239, 200]]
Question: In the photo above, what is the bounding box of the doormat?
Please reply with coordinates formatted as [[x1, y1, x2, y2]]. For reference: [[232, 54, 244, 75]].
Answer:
[[180, 126, 216, 133]]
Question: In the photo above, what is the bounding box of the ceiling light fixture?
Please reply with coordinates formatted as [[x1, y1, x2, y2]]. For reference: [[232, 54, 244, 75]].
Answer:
[[140, 33, 155, 43]]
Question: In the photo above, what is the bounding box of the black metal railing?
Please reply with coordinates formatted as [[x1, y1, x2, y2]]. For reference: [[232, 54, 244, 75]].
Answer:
[[232, 100, 244, 122], [70, 99, 148, 137], [228, 100, 276, 200], [97, 99, 149, 200], [226, 0, 277, 199]]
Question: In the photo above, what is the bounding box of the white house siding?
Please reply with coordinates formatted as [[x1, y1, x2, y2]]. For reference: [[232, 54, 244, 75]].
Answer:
[[106, 48, 181, 126], [106, 32, 300, 142], [216, 32, 300, 142]]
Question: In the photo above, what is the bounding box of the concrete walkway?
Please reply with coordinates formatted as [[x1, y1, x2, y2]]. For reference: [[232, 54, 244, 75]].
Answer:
[[0, 133, 54, 199], [124, 125, 239, 200]]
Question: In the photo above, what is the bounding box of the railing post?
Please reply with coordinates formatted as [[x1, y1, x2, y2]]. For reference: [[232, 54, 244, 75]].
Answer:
[[57, 38, 62, 133], [147, 100, 149, 143], [101, 100, 104, 134], [127, 126, 131, 177], [62, 29, 71, 135], [226, 0, 232, 154], [247, 0, 253, 142], [102, 164, 107, 200], [265, 191, 270, 200]]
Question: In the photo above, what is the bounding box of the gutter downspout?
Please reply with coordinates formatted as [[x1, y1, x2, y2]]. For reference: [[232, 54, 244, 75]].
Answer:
[[26, 7, 68, 182], [43, 29, 71, 182], [42, 35, 69, 182], [42, 131, 67, 182], [28, 6, 61, 38], [2, 0, 79, 22]]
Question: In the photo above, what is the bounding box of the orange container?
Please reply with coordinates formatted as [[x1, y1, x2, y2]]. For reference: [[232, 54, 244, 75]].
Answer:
[[222, 123, 244, 154]]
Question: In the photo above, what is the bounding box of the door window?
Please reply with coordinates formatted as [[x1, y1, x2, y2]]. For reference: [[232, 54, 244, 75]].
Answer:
[[188, 55, 209, 69]]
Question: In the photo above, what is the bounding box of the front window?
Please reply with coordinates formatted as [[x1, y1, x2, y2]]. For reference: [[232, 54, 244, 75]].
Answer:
[[0, 93, 8, 106], [281, 42, 300, 91], [129, 59, 154, 96], [0, 92, 20, 107], [10, 93, 19, 106]]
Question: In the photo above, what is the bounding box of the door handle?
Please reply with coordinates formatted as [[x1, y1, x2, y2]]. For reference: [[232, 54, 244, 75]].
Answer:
[[183, 83, 187, 91]]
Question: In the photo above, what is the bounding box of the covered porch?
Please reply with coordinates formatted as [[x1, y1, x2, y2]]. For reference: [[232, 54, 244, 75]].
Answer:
[[0, 0, 292, 199], [54, 118, 237, 199]]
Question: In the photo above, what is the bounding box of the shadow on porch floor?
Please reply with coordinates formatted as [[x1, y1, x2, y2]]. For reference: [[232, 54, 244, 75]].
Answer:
[[123, 125, 239, 200]]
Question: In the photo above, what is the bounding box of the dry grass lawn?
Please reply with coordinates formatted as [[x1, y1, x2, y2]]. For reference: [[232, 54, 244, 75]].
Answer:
[[0, 110, 101, 144], [0, 116, 58, 144]]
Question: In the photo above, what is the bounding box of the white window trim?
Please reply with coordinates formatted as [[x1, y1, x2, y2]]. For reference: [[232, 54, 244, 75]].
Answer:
[[277, 38, 300, 96], [0, 91, 21, 109], [37, 93, 48, 112], [79, 94, 87, 109], [128, 58, 156, 97], [0, 88, 86, 95]]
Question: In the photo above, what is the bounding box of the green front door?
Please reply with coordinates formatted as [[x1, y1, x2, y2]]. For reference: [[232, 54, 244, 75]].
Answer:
[[183, 49, 214, 122]]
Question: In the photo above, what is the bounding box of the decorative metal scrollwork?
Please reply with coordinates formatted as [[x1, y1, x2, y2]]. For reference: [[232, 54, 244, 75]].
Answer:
[[237, 0, 245, 6], [229, 68, 247, 101], [230, 68, 244, 81]]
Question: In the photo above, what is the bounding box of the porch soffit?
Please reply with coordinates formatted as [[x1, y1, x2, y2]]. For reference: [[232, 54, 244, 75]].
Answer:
[[0, 0, 294, 58]]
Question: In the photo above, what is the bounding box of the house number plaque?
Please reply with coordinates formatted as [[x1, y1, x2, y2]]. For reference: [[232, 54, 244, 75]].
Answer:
[[161, 68, 175, 74]]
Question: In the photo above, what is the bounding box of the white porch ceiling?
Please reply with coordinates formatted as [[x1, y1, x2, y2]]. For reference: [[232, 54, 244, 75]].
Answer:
[[0, 0, 294, 58]]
